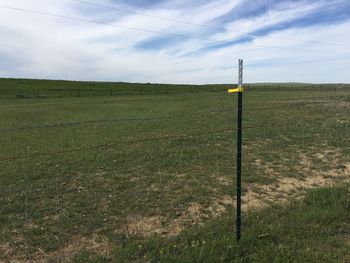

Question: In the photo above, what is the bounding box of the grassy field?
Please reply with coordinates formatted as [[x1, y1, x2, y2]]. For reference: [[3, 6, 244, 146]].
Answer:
[[111, 185, 350, 263], [0, 79, 349, 262]]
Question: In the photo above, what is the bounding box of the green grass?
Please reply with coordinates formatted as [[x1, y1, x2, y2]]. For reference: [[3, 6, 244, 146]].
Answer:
[[0, 78, 348, 99], [0, 78, 228, 98], [0, 79, 349, 261], [108, 184, 350, 263]]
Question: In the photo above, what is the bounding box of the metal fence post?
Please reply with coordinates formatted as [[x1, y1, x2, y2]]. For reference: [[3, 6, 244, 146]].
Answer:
[[228, 59, 244, 242], [236, 59, 243, 241]]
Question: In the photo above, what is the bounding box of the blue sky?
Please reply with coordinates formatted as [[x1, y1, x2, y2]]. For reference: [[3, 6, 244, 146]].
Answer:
[[0, 0, 349, 83]]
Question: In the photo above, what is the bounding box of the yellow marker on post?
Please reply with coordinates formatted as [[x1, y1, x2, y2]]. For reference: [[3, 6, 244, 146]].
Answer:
[[228, 87, 244, 93]]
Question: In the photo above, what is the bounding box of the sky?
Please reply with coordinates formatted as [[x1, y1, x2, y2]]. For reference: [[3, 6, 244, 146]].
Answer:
[[0, 0, 349, 84]]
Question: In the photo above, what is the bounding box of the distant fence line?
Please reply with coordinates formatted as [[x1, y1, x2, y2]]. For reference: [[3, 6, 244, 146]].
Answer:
[[0, 83, 348, 99]]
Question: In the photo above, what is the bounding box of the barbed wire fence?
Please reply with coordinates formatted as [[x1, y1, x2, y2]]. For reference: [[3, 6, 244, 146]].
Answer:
[[0, 1, 349, 260], [0, 87, 349, 261]]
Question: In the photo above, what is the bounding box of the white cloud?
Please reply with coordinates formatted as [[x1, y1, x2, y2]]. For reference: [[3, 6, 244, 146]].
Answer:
[[0, 0, 349, 83]]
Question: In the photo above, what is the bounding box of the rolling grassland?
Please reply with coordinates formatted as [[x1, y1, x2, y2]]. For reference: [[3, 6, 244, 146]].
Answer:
[[0, 79, 349, 262]]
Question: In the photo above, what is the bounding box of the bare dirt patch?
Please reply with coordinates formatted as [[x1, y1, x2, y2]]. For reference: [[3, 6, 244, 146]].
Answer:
[[46, 233, 111, 263], [254, 159, 280, 177], [0, 232, 111, 263], [242, 149, 349, 210], [125, 203, 204, 237], [0, 242, 14, 262], [217, 176, 230, 186], [125, 215, 164, 236], [121, 149, 350, 238], [0, 232, 28, 262]]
